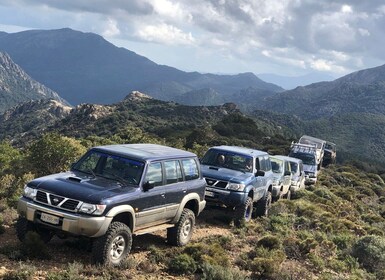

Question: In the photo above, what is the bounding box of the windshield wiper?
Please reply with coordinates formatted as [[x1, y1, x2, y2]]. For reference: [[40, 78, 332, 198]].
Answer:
[[103, 171, 128, 186]]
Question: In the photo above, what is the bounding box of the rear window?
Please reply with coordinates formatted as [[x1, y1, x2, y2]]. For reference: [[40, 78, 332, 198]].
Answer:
[[181, 159, 199, 181]]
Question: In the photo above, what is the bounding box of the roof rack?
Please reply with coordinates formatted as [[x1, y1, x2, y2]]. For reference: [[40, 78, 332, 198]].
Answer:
[[290, 142, 317, 154]]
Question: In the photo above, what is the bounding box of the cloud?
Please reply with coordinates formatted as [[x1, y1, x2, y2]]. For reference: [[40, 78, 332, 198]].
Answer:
[[0, 0, 385, 75], [136, 23, 195, 45]]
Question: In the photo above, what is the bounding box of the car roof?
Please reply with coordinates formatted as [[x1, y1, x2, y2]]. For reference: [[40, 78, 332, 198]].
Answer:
[[273, 155, 303, 163], [92, 144, 197, 161], [209, 145, 268, 157]]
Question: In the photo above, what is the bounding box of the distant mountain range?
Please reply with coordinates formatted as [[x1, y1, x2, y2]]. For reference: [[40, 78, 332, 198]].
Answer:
[[258, 72, 336, 90], [255, 64, 385, 120], [0, 28, 283, 107], [0, 51, 69, 113]]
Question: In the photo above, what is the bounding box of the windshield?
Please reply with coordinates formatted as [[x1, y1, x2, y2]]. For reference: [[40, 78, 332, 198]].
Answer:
[[289, 152, 316, 165], [289, 162, 298, 174], [72, 150, 145, 186], [270, 158, 283, 174], [201, 149, 253, 172]]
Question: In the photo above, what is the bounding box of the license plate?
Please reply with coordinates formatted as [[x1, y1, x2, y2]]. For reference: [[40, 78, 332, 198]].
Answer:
[[40, 212, 60, 225], [205, 191, 215, 197]]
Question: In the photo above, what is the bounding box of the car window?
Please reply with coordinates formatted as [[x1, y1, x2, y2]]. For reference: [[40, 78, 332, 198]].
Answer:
[[164, 160, 183, 185], [181, 159, 199, 181], [145, 162, 163, 187]]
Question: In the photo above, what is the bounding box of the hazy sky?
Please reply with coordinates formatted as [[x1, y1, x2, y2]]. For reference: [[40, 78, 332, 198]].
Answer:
[[0, 0, 384, 77]]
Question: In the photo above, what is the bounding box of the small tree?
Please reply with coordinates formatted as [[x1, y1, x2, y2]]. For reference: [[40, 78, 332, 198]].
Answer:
[[27, 133, 86, 176], [0, 141, 22, 175]]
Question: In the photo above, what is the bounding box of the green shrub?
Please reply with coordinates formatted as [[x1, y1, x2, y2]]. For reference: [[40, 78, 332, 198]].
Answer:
[[168, 253, 197, 275], [184, 242, 230, 267], [200, 262, 248, 280], [2, 263, 36, 280], [250, 247, 286, 278], [352, 235, 385, 274], [257, 235, 282, 250]]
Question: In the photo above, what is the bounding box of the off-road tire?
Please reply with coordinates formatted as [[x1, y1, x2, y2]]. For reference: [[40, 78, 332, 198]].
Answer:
[[15, 217, 53, 243], [92, 222, 132, 266], [255, 191, 272, 217], [234, 197, 253, 226], [167, 208, 195, 246], [284, 189, 292, 200]]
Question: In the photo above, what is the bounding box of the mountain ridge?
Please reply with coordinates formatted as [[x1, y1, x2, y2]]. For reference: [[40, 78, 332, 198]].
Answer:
[[0, 28, 283, 106], [0, 51, 69, 113]]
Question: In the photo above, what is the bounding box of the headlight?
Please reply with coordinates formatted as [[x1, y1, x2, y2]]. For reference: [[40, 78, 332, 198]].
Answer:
[[23, 185, 37, 199], [227, 183, 245, 191], [79, 203, 106, 215]]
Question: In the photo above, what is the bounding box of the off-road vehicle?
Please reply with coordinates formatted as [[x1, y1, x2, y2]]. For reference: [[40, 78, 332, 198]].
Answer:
[[270, 155, 292, 201], [17, 144, 206, 266], [200, 146, 273, 225]]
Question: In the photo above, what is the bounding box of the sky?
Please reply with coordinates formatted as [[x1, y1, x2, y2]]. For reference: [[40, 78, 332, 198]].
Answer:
[[0, 0, 385, 79]]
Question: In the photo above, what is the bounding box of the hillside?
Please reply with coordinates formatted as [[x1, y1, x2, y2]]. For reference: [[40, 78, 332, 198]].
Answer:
[[1, 161, 385, 279], [0, 52, 69, 113], [0, 91, 293, 156], [255, 64, 385, 119], [0, 28, 283, 106]]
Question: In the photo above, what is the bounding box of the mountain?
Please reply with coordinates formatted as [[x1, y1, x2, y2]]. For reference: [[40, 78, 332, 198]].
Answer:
[[0, 91, 292, 156], [258, 72, 336, 90], [255, 64, 385, 120], [0, 28, 283, 106], [0, 98, 72, 139], [0, 52, 69, 113]]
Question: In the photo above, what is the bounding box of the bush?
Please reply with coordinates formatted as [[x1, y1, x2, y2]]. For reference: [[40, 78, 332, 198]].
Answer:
[[168, 253, 197, 275], [257, 235, 282, 250], [2, 263, 36, 280], [352, 235, 385, 274], [200, 262, 248, 280]]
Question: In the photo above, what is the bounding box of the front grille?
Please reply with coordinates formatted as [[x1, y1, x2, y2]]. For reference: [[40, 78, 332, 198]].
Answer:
[[35, 190, 81, 212], [36, 191, 48, 203], [205, 178, 228, 189]]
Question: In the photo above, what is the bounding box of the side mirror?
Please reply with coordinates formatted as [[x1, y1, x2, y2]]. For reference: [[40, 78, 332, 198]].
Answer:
[[143, 181, 155, 191], [255, 170, 265, 177]]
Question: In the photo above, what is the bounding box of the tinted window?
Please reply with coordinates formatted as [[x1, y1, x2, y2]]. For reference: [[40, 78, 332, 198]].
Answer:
[[145, 162, 163, 187], [164, 160, 183, 185], [182, 159, 199, 181], [73, 150, 144, 186]]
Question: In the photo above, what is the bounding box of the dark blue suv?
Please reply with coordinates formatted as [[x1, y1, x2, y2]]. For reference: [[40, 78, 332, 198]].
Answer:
[[201, 146, 273, 225], [17, 144, 206, 266]]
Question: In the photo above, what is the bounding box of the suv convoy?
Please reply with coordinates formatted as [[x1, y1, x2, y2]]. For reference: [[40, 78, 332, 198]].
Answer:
[[17, 144, 206, 266], [289, 143, 318, 185], [270, 155, 292, 201], [200, 146, 274, 225], [298, 135, 326, 170]]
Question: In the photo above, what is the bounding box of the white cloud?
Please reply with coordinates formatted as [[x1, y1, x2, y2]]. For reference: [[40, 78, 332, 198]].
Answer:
[[102, 18, 120, 37], [136, 23, 195, 45]]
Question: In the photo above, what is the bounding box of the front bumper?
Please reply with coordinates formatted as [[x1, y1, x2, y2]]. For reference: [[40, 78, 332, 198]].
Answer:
[[17, 197, 112, 238], [205, 187, 247, 207], [305, 175, 317, 185]]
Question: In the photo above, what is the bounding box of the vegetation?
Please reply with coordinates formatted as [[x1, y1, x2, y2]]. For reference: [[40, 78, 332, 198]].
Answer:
[[0, 144, 384, 279]]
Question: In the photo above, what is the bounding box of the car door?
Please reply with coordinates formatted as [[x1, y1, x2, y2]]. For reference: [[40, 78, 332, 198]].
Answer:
[[162, 159, 186, 220], [135, 161, 167, 228]]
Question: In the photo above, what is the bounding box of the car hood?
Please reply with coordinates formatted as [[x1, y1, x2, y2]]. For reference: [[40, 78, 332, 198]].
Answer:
[[28, 171, 137, 203], [201, 165, 253, 184]]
